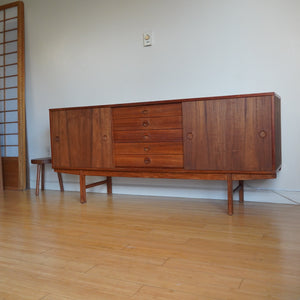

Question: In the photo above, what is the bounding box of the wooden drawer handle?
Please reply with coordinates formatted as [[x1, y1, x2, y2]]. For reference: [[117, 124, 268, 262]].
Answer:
[[142, 109, 148, 114], [259, 130, 267, 138], [102, 134, 108, 141], [187, 132, 193, 140], [144, 147, 150, 152], [55, 136, 60, 142], [143, 134, 150, 140], [144, 157, 151, 165], [143, 120, 150, 127]]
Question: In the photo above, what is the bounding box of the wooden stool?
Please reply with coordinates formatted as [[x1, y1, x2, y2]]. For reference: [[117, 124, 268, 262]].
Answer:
[[31, 157, 64, 196]]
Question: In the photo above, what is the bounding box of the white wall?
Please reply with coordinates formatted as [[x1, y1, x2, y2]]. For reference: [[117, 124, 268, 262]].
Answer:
[[2, 0, 300, 204]]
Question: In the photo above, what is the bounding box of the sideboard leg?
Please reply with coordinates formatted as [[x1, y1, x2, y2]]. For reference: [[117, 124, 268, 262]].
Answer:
[[41, 163, 45, 191], [239, 180, 244, 203], [227, 174, 233, 215], [107, 176, 112, 194], [80, 173, 86, 203]]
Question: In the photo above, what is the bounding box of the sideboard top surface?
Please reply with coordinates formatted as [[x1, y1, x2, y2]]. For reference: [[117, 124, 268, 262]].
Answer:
[[49, 92, 280, 112]]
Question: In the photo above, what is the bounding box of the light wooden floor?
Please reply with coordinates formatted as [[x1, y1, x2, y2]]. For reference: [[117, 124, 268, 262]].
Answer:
[[0, 190, 299, 300]]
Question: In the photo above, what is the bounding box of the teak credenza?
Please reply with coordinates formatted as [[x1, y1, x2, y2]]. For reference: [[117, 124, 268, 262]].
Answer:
[[49, 92, 281, 215]]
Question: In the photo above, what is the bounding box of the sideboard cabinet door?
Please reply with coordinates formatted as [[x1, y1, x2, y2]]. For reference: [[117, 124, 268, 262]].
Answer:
[[183, 95, 276, 171], [50, 107, 113, 169]]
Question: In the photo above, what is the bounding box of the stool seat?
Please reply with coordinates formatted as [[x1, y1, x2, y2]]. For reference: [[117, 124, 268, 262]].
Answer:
[[31, 157, 52, 165], [31, 157, 64, 195]]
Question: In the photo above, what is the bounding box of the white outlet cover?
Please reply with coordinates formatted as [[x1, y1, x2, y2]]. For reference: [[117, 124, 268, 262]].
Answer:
[[143, 32, 152, 47]]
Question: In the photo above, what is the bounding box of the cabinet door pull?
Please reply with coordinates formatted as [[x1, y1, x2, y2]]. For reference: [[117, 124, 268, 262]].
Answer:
[[259, 130, 267, 138], [144, 146, 150, 152], [144, 157, 151, 165], [187, 132, 193, 140], [102, 134, 108, 141], [55, 136, 60, 142]]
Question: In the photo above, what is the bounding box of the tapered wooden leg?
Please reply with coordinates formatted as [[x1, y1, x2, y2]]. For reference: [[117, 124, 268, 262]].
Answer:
[[80, 173, 86, 203], [227, 174, 233, 215], [41, 164, 45, 190], [107, 176, 112, 194], [35, 164, 41, 196], [57, 172, 64, 191], [239, 180, 244, 203]]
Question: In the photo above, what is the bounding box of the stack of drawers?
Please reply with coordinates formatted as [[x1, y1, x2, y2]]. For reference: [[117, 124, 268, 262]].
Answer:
[[112, 103, 183, 168]]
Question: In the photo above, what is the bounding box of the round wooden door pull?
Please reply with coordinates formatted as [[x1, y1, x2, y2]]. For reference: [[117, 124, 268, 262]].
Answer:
[[187, 132, 193, 140], [259, 130, 267, 138], [144, 147, 150, 152]]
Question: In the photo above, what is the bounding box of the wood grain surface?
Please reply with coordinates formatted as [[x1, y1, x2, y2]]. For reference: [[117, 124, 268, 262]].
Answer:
[[0, 190, 299, 299]]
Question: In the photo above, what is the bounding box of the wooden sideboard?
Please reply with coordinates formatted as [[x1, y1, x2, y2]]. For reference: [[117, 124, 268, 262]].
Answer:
[[49, 92, 281, 215]]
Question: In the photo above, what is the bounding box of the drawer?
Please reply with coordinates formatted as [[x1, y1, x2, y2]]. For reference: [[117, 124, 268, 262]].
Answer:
[[113, 129, 183, 143], [113, 116, 182, 131], [113, 103, 182, 119], [114, 142, 183, 155], [115, 155, 183, 168]]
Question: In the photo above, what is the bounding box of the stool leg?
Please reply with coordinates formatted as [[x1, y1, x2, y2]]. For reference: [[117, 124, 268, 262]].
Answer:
[[35, 164, 41, 196], [41, 163, 45, 190], [57, 172, 64, 191]]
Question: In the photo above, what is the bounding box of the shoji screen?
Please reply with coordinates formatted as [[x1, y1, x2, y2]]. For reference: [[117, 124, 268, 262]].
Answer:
[[0, 1, 26, 189]]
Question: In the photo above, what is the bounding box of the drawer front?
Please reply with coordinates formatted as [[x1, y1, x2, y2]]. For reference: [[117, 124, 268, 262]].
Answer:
[[115, 155, 183, 168], [113, 103, 182, 119], [113, 116, 182, 131], [114, 142, 183, 155], [114, 129, 183, 143]]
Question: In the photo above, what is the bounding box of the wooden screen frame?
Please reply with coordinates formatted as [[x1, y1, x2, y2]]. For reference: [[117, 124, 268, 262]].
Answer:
[[0, 1, 26, 190]]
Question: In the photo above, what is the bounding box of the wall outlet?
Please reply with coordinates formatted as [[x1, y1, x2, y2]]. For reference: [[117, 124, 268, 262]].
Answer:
[[143, 32, 153, 47]]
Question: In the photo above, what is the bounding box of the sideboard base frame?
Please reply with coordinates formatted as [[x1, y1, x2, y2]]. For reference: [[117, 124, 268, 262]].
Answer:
[[54, 169, 276, 215]]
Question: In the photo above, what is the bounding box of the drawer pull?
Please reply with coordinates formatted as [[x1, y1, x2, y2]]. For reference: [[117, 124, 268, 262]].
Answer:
[[55, 136, 60, 142], [143, 120, 150, 127], [102, 135, 108, 141], [187, 132, 193, 140], [144, 157, 151, 165], [142, 109, 148, 114], [259, 130, 267, 138], [144, 147, 150, 152], [143, 134, 150, 140]]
